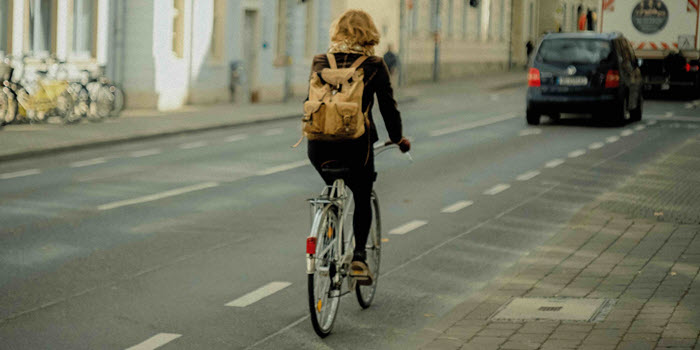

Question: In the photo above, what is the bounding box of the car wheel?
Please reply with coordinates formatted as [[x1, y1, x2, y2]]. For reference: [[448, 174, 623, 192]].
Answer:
[[630, 95, 643, 122], [526, 111, 540, 125]]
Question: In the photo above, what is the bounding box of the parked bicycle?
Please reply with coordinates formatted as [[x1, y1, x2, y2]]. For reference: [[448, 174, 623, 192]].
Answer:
[[306, 143, 409, 337]]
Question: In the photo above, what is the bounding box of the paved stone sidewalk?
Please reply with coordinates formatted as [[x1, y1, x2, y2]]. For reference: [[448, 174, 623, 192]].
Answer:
[[418, 138, 700, 350]]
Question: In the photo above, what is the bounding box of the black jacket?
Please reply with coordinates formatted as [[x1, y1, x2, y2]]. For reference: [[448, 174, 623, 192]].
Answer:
[[309, 53, 403, 144]]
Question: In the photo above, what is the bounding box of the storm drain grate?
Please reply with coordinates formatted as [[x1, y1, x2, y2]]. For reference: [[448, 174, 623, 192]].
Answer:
[[491, 297, 616, 322]]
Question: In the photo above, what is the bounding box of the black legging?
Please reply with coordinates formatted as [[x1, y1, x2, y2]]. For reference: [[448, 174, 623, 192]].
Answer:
[[308, 136, 374, 256]]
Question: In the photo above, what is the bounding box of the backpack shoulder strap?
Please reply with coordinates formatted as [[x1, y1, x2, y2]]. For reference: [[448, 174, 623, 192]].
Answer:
[[349, 56, 368, 70], [326, 54, 337, 69]]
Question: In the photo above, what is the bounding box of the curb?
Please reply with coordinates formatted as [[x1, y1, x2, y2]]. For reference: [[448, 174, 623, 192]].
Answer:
[[0, 96, 419, 162]]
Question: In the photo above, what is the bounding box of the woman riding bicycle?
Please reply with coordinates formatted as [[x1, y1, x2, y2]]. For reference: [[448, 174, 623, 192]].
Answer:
[[307, 9, 410, 283]]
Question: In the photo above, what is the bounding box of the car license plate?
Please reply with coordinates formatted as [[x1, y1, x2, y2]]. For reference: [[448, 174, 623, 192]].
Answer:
[[558, 76, 588, 86]]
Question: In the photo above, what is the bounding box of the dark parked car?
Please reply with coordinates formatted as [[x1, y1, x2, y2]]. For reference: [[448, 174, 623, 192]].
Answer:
[[526, 32, 643, 125]]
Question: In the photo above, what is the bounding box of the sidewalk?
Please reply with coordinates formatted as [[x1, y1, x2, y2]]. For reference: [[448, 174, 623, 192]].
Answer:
[[417, 137, 700, 349], [0, 72, 525, 161]]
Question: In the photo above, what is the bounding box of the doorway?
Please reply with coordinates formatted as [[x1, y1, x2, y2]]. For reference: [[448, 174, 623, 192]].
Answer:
[[243, 9, 260, 103]]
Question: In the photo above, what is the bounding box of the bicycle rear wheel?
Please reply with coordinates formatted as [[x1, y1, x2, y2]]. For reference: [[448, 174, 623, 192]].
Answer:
[[308, 206, 341, 337], [356, 191, 381, 308]]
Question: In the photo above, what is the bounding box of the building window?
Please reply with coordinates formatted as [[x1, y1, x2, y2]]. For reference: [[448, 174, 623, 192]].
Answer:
[[447, 0, 453, 37], [304, 0, 316, 56], [71, 0, 96, 58], [172, 0, 185, 58], [461, 0, 468, 39], [275, 0, 287, 63], [24, 0, 57, 56], [210, 0, 225, 61], [0, 0, 13, 55]]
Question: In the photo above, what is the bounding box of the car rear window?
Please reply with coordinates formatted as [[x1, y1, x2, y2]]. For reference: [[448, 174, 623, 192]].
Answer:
[[536, 39, 613, 64]]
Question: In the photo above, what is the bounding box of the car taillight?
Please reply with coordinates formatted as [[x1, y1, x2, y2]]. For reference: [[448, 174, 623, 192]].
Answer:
[[686, 63, 700, 72], [306, 237, 317, 255], [528, 68, 541, 87], [605, 70, 620, 88]]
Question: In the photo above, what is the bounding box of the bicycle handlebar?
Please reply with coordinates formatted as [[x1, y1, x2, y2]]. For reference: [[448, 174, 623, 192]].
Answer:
[[374, 141, 414, 162]]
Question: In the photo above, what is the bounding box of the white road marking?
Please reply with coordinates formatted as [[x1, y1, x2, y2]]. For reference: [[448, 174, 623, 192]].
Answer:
[[545, 159, 565, 168], [1, 169, 41, 180], [516, 170, 540, 181], [130, 149, 161, 158], [225, 281, 292, 307], [263, 128, 284, 136], [483, 184, 511, 195], [519, 128, 542, 136], [179, 141, 207, 149], [257, 160, 309, 176], [685, 103, 695, 109], [429, 114, 517, 137], [125, 333, 182, 350], [389, 220, 428, 235], [606, 136, 620, 143], [225, 134, 249, 142], [646, 120, 657, 126], [688, 124, 699, 129], [588, 142, 605, 150], [694, 99, 700, 106], [70, 157, 107, 168], [620, 129, 634, 137], [98, 182, 219, 210], [568, 149, 586, 158], [441, 200, 474, 213], [489, 94, 500, 101], [634, 125, 646, 131], [663, 112, 674, 118]]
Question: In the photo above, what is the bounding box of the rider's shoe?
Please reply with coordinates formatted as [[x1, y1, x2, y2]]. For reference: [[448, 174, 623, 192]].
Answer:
[[350, 251, 373, 286]]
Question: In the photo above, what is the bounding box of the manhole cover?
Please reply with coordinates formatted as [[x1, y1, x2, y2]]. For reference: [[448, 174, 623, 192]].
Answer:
[[491, 297, 615, 322]]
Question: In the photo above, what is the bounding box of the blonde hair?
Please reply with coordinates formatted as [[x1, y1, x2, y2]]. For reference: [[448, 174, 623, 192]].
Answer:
[[329, 9, 380, 48]]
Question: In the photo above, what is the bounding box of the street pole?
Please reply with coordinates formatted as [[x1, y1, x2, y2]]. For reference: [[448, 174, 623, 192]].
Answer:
[[283, 0, 294, 102], [399, 0, 406, 86], [433, 0, 441, 82]]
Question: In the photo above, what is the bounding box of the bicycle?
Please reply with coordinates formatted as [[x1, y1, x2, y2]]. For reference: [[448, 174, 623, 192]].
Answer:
[[306, 142, 407, 337]]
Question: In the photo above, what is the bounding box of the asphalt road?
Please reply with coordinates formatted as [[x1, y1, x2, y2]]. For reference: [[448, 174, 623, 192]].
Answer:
[[0, 86, 699, 350]]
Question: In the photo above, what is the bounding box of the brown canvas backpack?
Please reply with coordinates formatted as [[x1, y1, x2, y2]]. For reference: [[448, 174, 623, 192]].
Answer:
[[302, 54, 369, 141]]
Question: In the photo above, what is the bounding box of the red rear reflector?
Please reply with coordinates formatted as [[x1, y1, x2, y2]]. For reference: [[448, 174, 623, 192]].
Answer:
[[605, 70, 620, 88], [528, 68, 541, 87], [306, 237, 317, 255]]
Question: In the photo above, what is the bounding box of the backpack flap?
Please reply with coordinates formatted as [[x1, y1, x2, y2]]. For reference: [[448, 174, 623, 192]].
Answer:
[[320, 68, 357, 90], [302, 100, 324, 135], [333, 101, 364, 137]]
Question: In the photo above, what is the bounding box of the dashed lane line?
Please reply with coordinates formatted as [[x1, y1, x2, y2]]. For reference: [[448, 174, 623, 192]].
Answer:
[[484, 184, 511, 195], [518, 128, 542, 136], [545, 159, 565, 168], [646, 120, 657, 126], [634, 125, 646, 131], [441, 200, 474, 213], [130, 149, 162, 158], [70, 157, 107, 168], [568, 149, 586, 158], [256, 160, 310, 176], [263, 128, 284, 136], [225, 134, 249, 142], [225, 282, 292, 307], [125, 333, 182, 350], [98, 182, 219, 210], [620, 129, 634, 137], [179, 141, 207, 149], [663, 112, 674, 118], [0, 169, 41, 180], [588, 142, 605, 150], [685, 103, 695, 109], [389, 220, 428, 235], [516, 170, 540, 181], [606, 136, 620, 143], [429, 114, 518, 137]]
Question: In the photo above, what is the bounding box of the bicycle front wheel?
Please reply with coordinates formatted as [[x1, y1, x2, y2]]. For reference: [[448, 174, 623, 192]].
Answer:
[[356, 191, 381, 308], [308, 206, 341, 337]]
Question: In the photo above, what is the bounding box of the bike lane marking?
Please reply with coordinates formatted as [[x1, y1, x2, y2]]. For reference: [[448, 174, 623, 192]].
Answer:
[[224, 134, 249, 142], [125, 333, 182, 350], [70, 157, 107, 168], [634, 125, 646, 131], [256, 160, 310, 176], [545, 159, 565, 168], [262, 128, 284, 136], [518, 128, 542, 136], [441, 200, 474, 213], [516, 170, 540, 181], [179, 141, 207, 149], [606, 136, 620, 143], [620, 129, 634, 137], [568, 149, 586, 158], [588, 142, 605, 150], [429, 114, 518, 137], [389, 220, 428, 235], [0, 169, 41, 180], [97, 182, 219, 210], [646, 120, 657, 126], [483, 184, 510, 195], [225, 282, 292, 307], [130, 149, 162, 158]]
